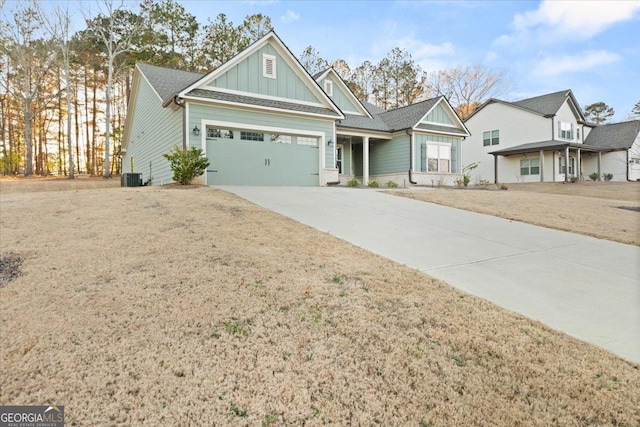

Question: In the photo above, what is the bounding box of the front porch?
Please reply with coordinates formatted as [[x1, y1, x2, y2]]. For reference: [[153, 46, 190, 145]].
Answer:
[[490, 140, 607, 183]]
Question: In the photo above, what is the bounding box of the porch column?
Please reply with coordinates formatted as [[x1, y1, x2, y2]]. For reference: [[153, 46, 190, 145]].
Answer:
[[598, 151, 602, 180], [539, 150, 544, 182], [577, 149, 581, 181], [552, 151, 556, 182], [363, 136, 370, 186], [564, 146, 570, 182], [493, 154, 498, 184]]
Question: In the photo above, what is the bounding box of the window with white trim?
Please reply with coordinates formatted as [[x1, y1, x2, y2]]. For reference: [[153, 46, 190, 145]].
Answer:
[[324, 80, 333, 96], [520, 158, 540, 175], [559, 156, 575, 175], [270, 134, 291, 144], [263, 54, 276, 79], [241, 131, 264, 141], [483, 129, 499, 146], [297, 136, 317, 146], [420, 143, 451, 173], [559, 121, 573, 140], [207, 128, 234, 139]]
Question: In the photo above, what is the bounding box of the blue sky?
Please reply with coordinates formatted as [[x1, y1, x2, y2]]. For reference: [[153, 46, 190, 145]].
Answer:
[[20, 1, 640, 120], [176, 0, 640, 121]]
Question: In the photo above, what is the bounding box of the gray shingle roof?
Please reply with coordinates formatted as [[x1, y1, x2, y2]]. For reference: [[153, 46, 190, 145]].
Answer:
[[584, 120, 640, 151], [415, 123, 468, 135], [511, 90, 571, 116], [186, 89, 343, 118], [378, 98, 440, 131], [338, 114, 392, 132], [489, 140, 605, 156], [137, 63, 203, 101]]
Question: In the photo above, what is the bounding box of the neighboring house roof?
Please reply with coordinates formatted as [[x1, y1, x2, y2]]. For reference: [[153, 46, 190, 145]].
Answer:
[[466, 89, 585, 122], [137, 63, 203, 102], [584, 120, 640, 151], [489, 140, 605, 156]]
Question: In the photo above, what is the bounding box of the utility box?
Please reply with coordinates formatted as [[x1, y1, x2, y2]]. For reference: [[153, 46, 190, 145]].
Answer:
[[121, 173, 142, 187]]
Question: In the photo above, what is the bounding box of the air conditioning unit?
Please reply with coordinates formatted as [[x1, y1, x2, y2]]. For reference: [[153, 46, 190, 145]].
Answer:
[[121, 173, 142, 187]]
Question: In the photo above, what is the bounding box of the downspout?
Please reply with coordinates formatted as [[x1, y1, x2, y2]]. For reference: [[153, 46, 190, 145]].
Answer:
[[172, 96, 187, 149], [407, 129, 417, 184]]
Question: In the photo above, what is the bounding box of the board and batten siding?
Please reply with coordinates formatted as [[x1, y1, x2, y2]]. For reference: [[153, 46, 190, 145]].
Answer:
[[124, 76, 183, 185], [424, 104, 455, 126], [370, 135, 410, 175], [209, 44, 318, 104], [188, 102, 335, 168], [327, 78, 362, 113]]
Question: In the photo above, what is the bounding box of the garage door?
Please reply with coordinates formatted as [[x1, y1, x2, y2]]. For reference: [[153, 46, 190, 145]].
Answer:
[[205, 128, 319, 186]]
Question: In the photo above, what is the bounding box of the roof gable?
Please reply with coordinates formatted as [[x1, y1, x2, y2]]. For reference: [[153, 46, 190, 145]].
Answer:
[[466, 89, 586, 123], [314, 68, 371, 117], [179, 31, 343, 118], [379, 97, 469, 136]]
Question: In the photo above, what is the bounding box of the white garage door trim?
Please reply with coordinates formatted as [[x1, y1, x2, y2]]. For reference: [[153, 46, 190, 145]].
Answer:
[[198, 119, 325, 186]]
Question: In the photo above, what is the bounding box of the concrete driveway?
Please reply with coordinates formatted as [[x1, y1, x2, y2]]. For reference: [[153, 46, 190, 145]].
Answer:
[[220, 186, 640, 363]]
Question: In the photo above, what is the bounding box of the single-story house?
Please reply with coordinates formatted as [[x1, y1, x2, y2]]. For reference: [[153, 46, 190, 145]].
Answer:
[[122, 31, 469, 186], [463, 89, 640, 183]]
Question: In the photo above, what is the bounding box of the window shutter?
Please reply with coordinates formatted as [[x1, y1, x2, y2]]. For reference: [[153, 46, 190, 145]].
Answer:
[[451, 143, 457, 173], [420, 143, 427, 172]]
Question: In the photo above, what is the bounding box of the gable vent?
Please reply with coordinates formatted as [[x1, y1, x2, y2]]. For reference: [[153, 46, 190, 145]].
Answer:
[[263, 54, 276, 79]]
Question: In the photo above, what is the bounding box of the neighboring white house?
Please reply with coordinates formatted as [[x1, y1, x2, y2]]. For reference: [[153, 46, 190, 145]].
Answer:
[[463, 90, 640, 183]]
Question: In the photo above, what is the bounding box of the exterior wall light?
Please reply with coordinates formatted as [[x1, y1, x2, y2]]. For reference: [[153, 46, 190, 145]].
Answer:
[[192, 125, 200, 136]]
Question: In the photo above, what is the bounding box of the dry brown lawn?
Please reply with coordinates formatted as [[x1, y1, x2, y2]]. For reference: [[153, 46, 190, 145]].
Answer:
[[392, 181, 640, 246], [1, 178, 639, 426]]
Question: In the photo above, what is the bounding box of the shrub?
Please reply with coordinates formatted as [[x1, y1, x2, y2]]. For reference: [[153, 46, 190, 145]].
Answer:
[[589, 172, 599, 181], [570, 176, 578, 183], [163, 146, 210, 185], [386, 180, 398, 188], [367, 180, 379, 187], [603, 173, 613, 181], [347, 178, 359, 187]]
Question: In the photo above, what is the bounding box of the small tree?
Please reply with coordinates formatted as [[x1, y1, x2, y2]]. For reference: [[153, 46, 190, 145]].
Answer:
[[584, 102, 614, 124], [163, 146, 209, 185]]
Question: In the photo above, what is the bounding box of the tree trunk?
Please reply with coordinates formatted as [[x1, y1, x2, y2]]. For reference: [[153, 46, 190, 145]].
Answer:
[[84, 69, 91, 175], [104, 61, 112, 178], [65, 53, 74, 178]]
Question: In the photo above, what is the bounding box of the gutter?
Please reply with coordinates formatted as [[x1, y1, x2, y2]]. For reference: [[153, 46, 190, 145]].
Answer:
[[407, 129, 417, 184]]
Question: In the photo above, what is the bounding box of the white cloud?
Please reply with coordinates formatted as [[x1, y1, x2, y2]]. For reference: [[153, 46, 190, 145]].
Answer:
[[513, 0, 640, 40], [281, 10, 300, 23], [534, 50, 620, 77]]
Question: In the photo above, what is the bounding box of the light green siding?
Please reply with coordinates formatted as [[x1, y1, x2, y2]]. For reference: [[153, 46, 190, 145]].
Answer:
[[424, 103, 455, 125], [123, 76, 183, 185], [370, 136, 410, 175], [210, 44, 318, 104], [329, 79, 361, 113], [414, 133, 462, 174], [189, 102, 335, 185]]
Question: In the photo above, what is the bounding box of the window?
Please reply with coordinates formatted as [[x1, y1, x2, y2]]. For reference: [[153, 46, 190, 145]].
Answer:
[[483, 129, 499, 146], [263, 54, 276, 79], [520, 158, 540, 175], [421, 143, 450, 173], [270, 134, 291, 144], [559, 157, 575, 175], [207, 128, 234, 139], [559, 122, 573, 140], [324, 80, 333, 96], [297, 136, 317, 146], [241, 131, 264, 141], [577, 128, 580, 142]]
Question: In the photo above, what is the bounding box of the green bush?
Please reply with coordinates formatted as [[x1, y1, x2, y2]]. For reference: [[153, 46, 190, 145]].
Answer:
[[603, 173, 613, 181], [347, 178, 360, 187], [570, 176, 578, 183], [163, 146, 210, 185], [367, 180, 379, 187], [589, 172, 599, 181], [386, 180, 398, 188]]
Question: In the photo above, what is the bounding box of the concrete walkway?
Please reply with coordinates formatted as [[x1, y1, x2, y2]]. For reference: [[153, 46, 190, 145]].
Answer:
[[220, 186, 640, 363]]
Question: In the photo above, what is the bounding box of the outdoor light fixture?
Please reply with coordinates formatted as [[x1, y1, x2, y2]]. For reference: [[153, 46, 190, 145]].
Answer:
[[327, 139, 333, 146], [192, 125, 200, 136]]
